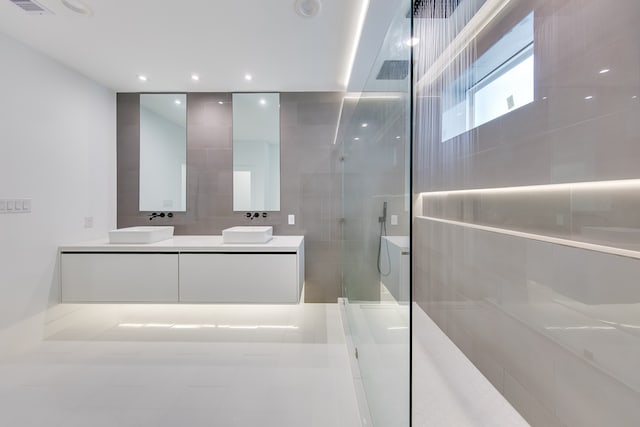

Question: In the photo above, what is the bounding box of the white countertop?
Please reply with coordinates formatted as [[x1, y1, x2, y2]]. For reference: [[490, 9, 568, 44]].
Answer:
[[60, 235, 304, 253]]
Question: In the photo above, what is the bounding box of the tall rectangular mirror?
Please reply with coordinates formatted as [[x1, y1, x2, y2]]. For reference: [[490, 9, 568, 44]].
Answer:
[[139, 93, 187, 212], [232, 93, 281, 211]]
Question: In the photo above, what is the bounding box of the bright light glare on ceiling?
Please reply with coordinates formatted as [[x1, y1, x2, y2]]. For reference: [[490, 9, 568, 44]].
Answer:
[[174, 99, 182, 105], [244, 74, 253, 81], [259, 98, 267, 105], [191, 74, 200, 81], [405, 37, 420, 47], [137, 74, 147, 82], [599, 68, 610, 74]]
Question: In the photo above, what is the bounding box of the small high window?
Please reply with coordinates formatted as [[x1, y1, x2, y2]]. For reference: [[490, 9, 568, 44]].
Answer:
[[442, 12, 534, 141]]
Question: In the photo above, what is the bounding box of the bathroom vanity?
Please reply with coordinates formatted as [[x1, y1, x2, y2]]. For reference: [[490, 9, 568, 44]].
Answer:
[[59, 235, 304, 304]]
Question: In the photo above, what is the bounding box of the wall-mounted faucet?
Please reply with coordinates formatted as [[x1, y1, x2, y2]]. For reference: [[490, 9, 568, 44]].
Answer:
[[149, 212, 173, 220], [245, 212, 268, 220]]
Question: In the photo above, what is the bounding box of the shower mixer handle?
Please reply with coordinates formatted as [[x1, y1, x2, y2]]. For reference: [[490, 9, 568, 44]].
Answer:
[[379, 201, 387, 223]]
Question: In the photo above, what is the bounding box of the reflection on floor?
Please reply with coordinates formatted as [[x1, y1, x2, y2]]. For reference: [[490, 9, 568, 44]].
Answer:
[[344, 291, 410, 427], [344, 296, 528, 426], [412, 303, 529, 426], [0, 303, 361, 427]]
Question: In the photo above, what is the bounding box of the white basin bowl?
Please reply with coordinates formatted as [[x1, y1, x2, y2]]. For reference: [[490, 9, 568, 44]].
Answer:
[[109, 226, 174, 244], [223, 226, 273, 244]]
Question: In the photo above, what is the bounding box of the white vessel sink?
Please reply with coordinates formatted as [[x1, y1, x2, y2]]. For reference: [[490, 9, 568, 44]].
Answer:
[[108, 226, 174, 244], [223, 226, 273, 244]]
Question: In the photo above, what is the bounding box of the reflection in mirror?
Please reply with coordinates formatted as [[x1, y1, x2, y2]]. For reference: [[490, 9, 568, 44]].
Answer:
[[139, 94, 187, 212], [232, 93, 281, 211]]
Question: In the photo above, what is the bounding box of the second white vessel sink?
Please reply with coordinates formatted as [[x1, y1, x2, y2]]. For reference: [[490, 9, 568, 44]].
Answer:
[[109, 226, 174, 244], [223, 226, 273, 244]]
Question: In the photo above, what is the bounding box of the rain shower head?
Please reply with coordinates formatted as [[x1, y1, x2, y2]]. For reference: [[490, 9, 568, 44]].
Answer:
[[410, 0, 462, 19]]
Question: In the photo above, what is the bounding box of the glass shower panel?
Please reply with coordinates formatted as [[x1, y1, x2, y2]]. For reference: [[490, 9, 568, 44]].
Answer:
[[413, 0, 640, 425], [340, 2, 411, 425]]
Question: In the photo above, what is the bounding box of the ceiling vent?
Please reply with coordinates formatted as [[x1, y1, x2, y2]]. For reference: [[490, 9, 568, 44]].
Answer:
[[9, 0, 52, 14], [377, 60, 409, 80], [410, 0, 462, 19], [295, 0, 321, 18]]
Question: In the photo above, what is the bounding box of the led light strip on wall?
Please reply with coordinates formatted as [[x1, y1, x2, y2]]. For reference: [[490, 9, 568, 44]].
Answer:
[[418, 179, 640, 260], [419, 178, 640, 197]]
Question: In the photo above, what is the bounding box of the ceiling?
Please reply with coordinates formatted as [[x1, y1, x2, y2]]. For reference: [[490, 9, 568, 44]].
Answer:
[[0, 0, 369, 92]]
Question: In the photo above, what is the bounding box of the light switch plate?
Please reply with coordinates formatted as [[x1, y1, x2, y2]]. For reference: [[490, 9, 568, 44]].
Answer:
[[391, 214, 398, 225], [288, 214, 295, 225], [0, 199, 32, 214]]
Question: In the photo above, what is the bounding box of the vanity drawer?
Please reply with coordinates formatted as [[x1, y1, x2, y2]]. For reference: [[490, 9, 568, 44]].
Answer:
[[60, 253, 179, 303], [179, 253, 299, 303]]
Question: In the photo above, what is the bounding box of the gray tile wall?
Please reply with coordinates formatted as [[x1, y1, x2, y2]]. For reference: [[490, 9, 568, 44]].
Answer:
[[413, 0, 640, 425], [117, 92, 344, 303], [414, 218, 640, 426]]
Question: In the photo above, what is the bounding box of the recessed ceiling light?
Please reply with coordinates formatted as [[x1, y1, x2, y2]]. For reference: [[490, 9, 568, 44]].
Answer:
[[137, 74, 147, 82], [295, 0, 321, 18], [633, 96, 638, 99], [405, 37, 420, 47], [218, 101, 224, 105], [244, 74, 253, 81], [354, 137, 360, 141], [191, 74, 199, 81], [61, 0, 92, 15], [599, 68, 610, 74], [259, 98, 267, 105], [361, 123, 368, 127], [175, 99, 182, 105], [395, 136, 401, 139], [542, 96, 548, 100], [585, 95, 594, 100]]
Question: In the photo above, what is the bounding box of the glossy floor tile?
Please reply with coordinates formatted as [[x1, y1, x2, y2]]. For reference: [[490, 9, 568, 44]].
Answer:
[[412, 303, 530, 426], [0, 303, 361, 427]]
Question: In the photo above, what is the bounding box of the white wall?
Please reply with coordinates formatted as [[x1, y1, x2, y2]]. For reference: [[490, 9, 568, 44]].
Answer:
[[0, 32, 115, 356]]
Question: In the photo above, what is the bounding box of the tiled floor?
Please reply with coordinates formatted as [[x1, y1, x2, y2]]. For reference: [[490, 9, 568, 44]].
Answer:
[[344, 297, 529, 427], [0, 303, 361, 427], [412, 303, 529, 426]]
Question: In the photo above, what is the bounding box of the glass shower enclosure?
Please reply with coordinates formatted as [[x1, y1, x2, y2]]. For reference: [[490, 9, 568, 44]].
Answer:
[[339, 2, 412, 425]]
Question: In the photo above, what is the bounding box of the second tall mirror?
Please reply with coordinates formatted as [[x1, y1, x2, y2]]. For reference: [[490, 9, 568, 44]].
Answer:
[[232, 93, 281, 211]]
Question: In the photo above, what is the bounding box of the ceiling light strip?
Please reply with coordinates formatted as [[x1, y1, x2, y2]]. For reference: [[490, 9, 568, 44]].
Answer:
[[342, 0, 371, 88]]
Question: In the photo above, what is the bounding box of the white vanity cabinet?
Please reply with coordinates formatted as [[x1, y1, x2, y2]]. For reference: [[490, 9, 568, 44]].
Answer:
[[59, 236, 304, 304]]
